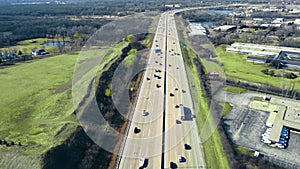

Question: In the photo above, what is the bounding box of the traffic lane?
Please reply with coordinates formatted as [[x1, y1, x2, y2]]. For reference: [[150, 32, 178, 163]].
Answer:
[[165, 44, 188, 168], [119, 15, 166, 169], [173, 37, 206, 168], [165, 22, 189, 168], [120, 81, 164, 168], [164, 16, 204, 166]]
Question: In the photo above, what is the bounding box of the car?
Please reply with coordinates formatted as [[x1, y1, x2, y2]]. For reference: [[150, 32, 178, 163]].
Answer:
[[155, 69, 161, 72], [182, 90, 186, 93], [142, 110, 148, 116], [170, 162, 177, 169], [177, 155, 185, 162], [176, 67, 179, 69], [174, 88, 178, 91], [176, 119, 181, 124], [184, 144, 191, 150], [170, 93, 174, 97], [175, 105, 179, 108], [157, 76, 161, 79], [146, 77, 150, 80], [155, 60, 158, 63], [153, 74, 157, 78], [169, 64, 172, 67], [156, 84, 161, 88], [134, 127, 141, 134], [139, 158, 148, 168]]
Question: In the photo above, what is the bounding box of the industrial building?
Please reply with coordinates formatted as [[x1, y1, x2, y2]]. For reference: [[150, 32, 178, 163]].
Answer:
[[227, 43, 300, 69], [270, 51, 300, 69], [250, 98, 300, 149], [227, 42, 300, 56], [268, 106, 300, 143]]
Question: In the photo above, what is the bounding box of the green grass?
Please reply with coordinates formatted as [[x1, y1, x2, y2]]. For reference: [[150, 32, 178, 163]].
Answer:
[[223, 86, 250, 94], [201, 58, 225, 77], [222, 103, 233, 117], [235, 146, 253, 155], [0, 36, 132, 167], [123, 49, 137, 68], [0, 53, 79, 160], [253, 97, 263, 101], [176, 15, 230, 169], [216, 46, 300, 90], [0, 38, 69, 55]]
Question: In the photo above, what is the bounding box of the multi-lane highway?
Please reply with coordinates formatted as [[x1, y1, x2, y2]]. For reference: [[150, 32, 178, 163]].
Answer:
[[117, 10, 205, 169]]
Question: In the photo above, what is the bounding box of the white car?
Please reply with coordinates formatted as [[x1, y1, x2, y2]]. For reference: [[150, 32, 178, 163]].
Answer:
[[142, 110, 148, 116], [139, 158, 145, 168], [178, 155, 184, 162]]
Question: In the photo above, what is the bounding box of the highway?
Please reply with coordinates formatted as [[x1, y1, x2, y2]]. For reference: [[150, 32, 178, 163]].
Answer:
[[118, 10, 205, 169], [164, 12, 205, 169]]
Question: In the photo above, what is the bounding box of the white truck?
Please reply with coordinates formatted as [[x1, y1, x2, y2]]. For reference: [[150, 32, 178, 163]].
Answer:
[[179, 104, 185, 120]]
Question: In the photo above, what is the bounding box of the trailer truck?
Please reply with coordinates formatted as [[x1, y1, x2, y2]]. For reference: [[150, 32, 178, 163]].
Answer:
[[180, 104, 185, 120]]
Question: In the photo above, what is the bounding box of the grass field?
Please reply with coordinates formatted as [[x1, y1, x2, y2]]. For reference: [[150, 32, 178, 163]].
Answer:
[[0, 52, 79, 161], [200, 58, 225, 77], [223, 86, 250, 94], [215, 46, 300, 90], [0, 36, 131, 167], [176, 15, 230, 169], [222, 103, 233, 117], [183, 45, 230, 169], [0, 38, 71, 55]]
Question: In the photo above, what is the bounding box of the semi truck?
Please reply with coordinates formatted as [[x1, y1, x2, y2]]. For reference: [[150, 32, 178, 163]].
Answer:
[[180, 104, 185, 120]]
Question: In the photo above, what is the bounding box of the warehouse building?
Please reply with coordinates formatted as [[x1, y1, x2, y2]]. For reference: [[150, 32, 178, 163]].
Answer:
[[267, 106, 300, 143]]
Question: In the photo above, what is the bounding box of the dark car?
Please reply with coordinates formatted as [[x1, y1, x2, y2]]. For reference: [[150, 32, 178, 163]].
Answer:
[[175, 105, 179, 108], [170, 162, 178, 169], [146, 77, 150, 80], [134, 127, 141, 134], [170, 93, 174, 97], [184, 144, 191, 150], [157, 76, 161, 79], [176, 120, 181, 124], [156, 84, 161, 88]]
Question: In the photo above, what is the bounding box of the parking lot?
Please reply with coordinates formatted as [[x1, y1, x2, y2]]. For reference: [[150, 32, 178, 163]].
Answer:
[[218, 91, 300, 168]]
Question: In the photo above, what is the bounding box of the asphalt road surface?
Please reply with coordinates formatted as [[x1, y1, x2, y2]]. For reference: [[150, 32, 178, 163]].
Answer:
[[118, 10, 206, 169]]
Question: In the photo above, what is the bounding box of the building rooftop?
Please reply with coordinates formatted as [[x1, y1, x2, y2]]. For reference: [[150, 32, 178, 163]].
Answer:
[[269, 106, 286, 142], [268, 106, 300, 142], [214, 25, 236, 31], [266, 111, 277, 128]]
